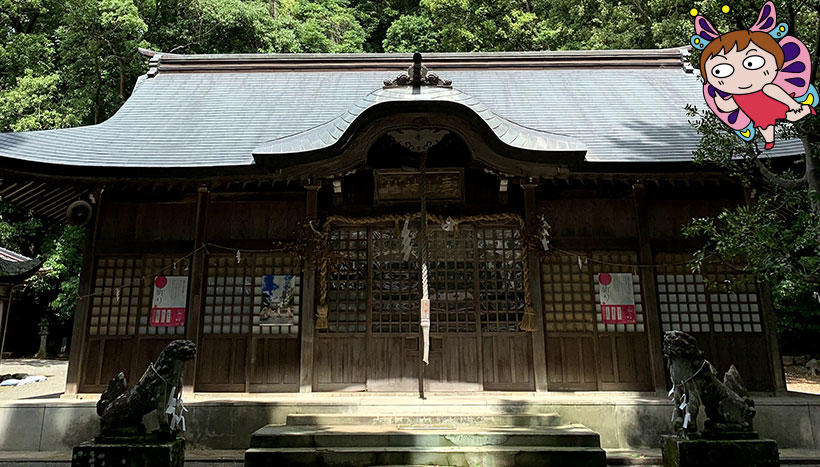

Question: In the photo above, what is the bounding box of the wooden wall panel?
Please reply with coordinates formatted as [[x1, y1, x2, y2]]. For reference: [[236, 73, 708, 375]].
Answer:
[[711, 334, 773, 391], [426, 335, 481, 391], [249, 337, 300, 391], [313, 336, 367, 391], [206, 201, 302, 241], [598, 334, 652, 391], [98, 204, 137, 241], [647, 199, 736, 240], [98, 202, 196, 242], [546, 335, 597, 390], [367, 335, 417, 391], [482, 334, 534, 390], [195, 336, 247, 392], [539, 199, 638, 239], [80, 338, 103, 390], [132, 337, 175, 382], [135, 203, 196, 241]]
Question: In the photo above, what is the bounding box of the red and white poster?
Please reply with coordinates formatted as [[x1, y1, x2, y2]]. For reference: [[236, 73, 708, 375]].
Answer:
[[150, 275, 188, 327], [597, 273, 636, 324]]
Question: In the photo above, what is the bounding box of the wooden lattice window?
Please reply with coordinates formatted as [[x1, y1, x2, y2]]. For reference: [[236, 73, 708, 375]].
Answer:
[[593, 252, 645, 333], [89, 257, 143, 336], [476, 227, 525, 333], [541, 255, 595, 332], [427, 227, 476, 333], [325, 228, 368, 333], [252, 254, 301, 336], [371, 227, 419, 333], [656, 253, 762, 334], [138, 256, 190, 336], [204, 255, 254, 335], [709, 275, 761, 333]]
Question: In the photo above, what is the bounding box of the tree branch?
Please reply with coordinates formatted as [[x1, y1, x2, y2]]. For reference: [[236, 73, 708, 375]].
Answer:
[[753, 157, 807, 189]]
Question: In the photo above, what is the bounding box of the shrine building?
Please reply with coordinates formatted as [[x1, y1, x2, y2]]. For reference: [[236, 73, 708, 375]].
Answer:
[[0, 48, 795, 397]]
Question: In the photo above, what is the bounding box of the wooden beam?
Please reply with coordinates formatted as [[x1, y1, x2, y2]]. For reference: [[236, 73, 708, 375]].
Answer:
[[64, 189, 103, 396], [521, 182, 548, 392], [632, 182, 668, 394], [186, 186, 209, 393], [299, 182, 321, 392]]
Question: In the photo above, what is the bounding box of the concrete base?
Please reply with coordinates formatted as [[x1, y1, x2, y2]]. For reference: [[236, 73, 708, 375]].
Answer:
[[71, 437, 184, 467], [3, 393, 819, 452], [662, 435, 779, 467]]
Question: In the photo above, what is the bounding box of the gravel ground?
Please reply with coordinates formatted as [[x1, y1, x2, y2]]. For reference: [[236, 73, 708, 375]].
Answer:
[[785, 365, 820, 395], [0, 358, 67, 400]]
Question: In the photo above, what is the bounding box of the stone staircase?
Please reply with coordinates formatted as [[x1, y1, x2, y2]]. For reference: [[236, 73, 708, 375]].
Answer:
[[244, 411, 607, 466]]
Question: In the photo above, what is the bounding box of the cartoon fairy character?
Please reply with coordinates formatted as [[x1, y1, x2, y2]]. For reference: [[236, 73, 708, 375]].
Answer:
[[691, 1, 817, 149]]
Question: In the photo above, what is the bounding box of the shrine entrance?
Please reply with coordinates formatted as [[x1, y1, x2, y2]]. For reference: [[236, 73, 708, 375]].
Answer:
[[313, 221, 535, 392]]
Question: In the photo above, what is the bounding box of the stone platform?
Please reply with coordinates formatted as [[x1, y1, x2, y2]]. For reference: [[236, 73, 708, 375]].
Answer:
[[1, 392, 819, 453], [71, 437, 184, 467], [245, 412, 606, 466], [662, 435, 779, 467]]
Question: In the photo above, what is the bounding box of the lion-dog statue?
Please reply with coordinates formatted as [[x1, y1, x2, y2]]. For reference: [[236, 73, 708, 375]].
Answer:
[[96, 339, 196, 440], [663, 331, 755, 437]]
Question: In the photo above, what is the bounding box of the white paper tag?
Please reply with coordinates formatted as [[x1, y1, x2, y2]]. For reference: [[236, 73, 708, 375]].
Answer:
[[683, 412, 691, 429]]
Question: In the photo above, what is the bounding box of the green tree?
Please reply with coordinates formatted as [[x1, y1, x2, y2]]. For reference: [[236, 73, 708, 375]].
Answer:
[[683, 1, 820, 336]]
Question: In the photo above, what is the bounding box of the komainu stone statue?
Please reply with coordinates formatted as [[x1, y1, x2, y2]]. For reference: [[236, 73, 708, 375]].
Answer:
[[97, 339, 196, 440], [663, 331, 755, 437]]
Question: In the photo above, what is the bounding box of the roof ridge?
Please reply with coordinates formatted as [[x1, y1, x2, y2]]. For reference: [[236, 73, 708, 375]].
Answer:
[[138, 48, 690, 75]]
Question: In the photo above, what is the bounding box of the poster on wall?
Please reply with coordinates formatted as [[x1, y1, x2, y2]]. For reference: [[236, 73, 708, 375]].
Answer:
[[150, 275, 188, 327], [259, 275, 297, 326], [597, 273, 636, 324]]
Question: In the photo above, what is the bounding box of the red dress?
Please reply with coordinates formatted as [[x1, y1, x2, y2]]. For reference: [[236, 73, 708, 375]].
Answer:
[[733, 91, 789, 129]]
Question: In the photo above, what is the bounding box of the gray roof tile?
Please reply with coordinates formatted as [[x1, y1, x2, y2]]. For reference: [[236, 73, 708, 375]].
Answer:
[[0, 50, 805, 170]]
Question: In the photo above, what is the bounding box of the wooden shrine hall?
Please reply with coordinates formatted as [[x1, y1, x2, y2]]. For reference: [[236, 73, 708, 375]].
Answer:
[[0, 49, 797, 396]]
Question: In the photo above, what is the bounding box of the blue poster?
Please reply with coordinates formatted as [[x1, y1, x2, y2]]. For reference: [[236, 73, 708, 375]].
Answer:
[[259, 274, 297, 325]]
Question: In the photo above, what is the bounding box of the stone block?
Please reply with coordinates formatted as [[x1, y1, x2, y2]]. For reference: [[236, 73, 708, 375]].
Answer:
[[71, 437, 184, 467], [40, 406, 98, 451], [0, 405, 45, 450], [662, 435, 778, 467]]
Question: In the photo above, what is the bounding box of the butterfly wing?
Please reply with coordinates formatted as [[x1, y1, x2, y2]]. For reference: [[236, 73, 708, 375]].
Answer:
[[750, 1, 777, 32], [773, 37, 813, 102], [694, 15, 720, 42]]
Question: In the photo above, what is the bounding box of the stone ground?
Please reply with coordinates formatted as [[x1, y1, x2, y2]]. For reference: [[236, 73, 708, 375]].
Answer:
[[0, 358, 67, 401], [2, 358, 820, 400]]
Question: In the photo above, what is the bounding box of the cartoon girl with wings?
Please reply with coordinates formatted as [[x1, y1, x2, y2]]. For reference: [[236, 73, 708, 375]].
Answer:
[[691, 2, 817, 149]]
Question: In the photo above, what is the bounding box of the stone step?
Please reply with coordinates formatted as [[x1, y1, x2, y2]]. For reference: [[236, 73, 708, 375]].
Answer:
[[286, 413, 563, 427], [244, 446, 607, 467], [249, 424, 601, 449]]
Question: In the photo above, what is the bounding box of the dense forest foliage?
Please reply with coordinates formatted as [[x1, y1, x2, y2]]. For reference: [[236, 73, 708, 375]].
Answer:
[[0, 0, 818, 350]]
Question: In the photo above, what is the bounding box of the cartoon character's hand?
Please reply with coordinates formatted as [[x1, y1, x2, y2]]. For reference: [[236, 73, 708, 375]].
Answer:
[[787, 105, 809, 119], [788, 101, 803, 112]]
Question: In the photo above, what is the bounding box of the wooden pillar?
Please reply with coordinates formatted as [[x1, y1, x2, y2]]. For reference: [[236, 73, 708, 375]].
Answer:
[[184, 186, 209, 392], [632, 182, 668, 393], [522, 182, 548, 392], [759, 275, 787, 393], [299, 182, 320, 392], [65, 190, 103, 396]]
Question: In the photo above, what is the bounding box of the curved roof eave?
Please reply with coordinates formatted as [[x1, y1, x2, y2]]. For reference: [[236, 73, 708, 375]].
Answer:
[[251, 86, 587, 169]]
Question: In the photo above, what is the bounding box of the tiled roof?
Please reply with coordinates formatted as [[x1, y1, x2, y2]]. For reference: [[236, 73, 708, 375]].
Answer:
[[0, 49, 804, 172]]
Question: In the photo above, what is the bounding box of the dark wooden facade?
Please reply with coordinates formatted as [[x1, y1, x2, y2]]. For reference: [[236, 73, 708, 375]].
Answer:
[[65, 151, 784, 395]]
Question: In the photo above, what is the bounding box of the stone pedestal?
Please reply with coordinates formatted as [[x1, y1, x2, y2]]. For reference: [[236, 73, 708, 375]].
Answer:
[[71, 437, 184, 467], [662, 435, 779, 467]]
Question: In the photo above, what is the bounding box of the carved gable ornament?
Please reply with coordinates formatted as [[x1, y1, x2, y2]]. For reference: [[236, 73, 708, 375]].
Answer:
[[384, 52, 452, 89]]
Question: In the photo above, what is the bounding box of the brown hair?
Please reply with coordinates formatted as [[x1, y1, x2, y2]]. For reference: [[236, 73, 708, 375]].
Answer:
[[700, 30, 784, 82]]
